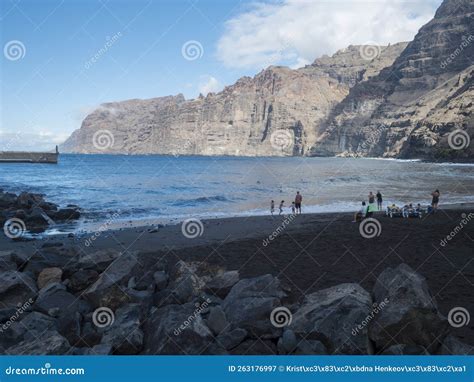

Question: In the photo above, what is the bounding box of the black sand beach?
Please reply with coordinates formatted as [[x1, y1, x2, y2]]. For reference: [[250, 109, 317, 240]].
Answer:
[[2, 206, 473, 349]]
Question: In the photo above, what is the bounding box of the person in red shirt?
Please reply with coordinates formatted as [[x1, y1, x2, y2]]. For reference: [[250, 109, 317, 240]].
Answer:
[[295, 191, 302, 214]]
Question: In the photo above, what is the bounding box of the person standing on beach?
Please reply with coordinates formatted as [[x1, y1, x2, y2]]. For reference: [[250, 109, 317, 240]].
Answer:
[[367, 191, 376, 215], [376, 191, 383, 211], [368, 192, 375, 204], [270, 200, 275, 215], [279, 200, 284, 215], [295, 191, 302, 214], [431, 189, 440, 212]]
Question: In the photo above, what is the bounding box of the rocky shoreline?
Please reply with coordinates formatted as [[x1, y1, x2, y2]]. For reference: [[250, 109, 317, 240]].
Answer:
[[0, 190, 81, 234], [0, 246, 472, 355]]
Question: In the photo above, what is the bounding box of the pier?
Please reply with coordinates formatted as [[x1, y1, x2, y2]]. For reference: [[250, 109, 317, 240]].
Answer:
[[0, 146, 59, 164]]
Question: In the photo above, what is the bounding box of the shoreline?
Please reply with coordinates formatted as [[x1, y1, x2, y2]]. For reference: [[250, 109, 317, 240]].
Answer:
[[50, 152, 474, 164], [22, 201, 474, 237]]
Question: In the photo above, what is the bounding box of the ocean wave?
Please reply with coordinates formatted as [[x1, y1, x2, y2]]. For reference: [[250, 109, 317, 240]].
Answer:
[[325, 176, 361, 183], [171, 195, 233, 207], [361, 157, 421, 163]]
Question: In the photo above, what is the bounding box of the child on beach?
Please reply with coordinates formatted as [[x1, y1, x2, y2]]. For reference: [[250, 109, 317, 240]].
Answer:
[[270, 200, 275, 215], [279, 200, 284, 215], [291, 202, 296, 214]]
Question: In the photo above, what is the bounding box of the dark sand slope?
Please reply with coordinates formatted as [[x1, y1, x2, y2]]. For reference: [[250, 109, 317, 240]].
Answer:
[[1, 207, 473, 354]]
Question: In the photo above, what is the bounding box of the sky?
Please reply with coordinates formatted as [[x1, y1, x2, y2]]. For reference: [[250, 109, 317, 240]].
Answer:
[[1, 0, 442, 151]]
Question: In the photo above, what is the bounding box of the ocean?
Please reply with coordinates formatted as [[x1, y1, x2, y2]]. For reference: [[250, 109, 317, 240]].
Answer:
[[1, 154, 473, 232]]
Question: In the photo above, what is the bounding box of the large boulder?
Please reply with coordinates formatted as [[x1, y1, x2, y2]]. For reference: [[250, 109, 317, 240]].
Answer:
[[83, 252, 138, 309], [24, 207, 50, 231], [0, 311, 56, 350], [437, 335, 474, 355], [0, 252, 18, 272], [205, 270, 240, 298], [222, 274, 286, 338], [216, 328, 247, 350], [290, 283, 373, 354], [16, 192, 44, 209], [75, 249, 121, 273], [34, 283, 90, 315], [23, 249, 75, 277], [143, 302, 215, 354], [6, 330, 70, 355], [206, 306, 229, 335], [50, 208, 80, 221], [153, 271, 169, 291], [101, 304, 144, 354], [0, 192, 17, 209], [0, 271, 37, 309], [369, 264, 448, 353], [69, 269, 99, 293], [37, 267, 63, 289], [0, 251, 29, 270], [168, 261, 208, 303]]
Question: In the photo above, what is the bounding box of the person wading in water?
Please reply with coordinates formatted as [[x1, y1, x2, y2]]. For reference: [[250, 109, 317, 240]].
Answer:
[[295, 191, 302, 214]]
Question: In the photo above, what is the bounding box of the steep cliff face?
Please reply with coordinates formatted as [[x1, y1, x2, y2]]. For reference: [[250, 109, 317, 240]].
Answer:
[[311, 0, 473, 160], [61, 44, 406, 156], [63, 0, 473, 160]]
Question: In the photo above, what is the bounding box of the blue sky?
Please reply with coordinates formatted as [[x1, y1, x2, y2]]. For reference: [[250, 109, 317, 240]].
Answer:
[[1, 0, 442, 151]]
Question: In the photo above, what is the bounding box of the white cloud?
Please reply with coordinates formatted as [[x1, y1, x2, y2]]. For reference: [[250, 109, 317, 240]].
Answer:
[[0, 130, 70, 152], [217, 0, 441, 70], [198, 75, 223, 95]]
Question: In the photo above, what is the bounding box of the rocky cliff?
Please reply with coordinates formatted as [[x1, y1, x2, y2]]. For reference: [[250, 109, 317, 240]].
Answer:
[[62, 0, 473, 160], [311, 0, 473, 160], [62, 43, 406, 156]]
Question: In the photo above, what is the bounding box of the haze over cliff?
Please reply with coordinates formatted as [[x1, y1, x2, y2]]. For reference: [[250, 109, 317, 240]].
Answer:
[[62, 0, 473, 160]]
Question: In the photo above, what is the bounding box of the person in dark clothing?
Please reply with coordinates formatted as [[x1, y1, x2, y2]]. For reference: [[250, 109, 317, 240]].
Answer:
[[431, 189, 440, 212], [376, 191, 383, 211]]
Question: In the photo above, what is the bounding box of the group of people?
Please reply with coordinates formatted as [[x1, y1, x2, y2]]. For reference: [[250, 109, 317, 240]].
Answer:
[[353, 191, 383, 222], [353, 189, 441, 222], [271, 191, 303, 215]]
